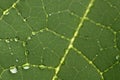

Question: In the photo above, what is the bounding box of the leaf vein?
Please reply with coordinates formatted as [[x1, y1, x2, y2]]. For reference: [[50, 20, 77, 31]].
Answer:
[[52, 0, 95, 79]]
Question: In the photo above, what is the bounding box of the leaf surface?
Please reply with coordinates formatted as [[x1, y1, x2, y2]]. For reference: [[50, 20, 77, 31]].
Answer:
[[0, 0, 120, 80]]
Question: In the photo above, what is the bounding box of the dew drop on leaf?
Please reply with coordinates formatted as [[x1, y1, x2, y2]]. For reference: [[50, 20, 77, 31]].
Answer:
[[5, 39, 10, 43], [23, 66, 30, 70], [23, 19, 27, 22], [22, 63, 30, 70], [14, 36, 20, 42], [39, 65, 46, 69], [10, 52, 14, 55], [5, 12, 9, 15], [116, 55, 120, 60], [3, 10, 9, 15], [27, 36, 31, 40], [89, 61, 92, 64], [22, 42, 26, 47], [10, 39, 13, 41], [14, 38, 18, 42], [25, 50, 30, 56], [17, 13, 21, 16], [16, 59, 19, 62], [32, 32, 36, 35], [8, 47, 11, 49], [10, 66, 18, 74], [95, 54, 98, 57], [48, 13, 52, 16], [43, 47, 46, 50]]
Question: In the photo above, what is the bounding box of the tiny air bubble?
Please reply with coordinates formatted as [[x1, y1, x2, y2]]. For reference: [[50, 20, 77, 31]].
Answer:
[[10, 66, 18, 74], [23, 63, 30, 70]]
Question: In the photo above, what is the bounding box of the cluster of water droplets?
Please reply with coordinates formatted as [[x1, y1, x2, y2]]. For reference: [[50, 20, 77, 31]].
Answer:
[[5, 37, 19, 44], [5, 39, 10, 43], [9, 63, 30, 74], [3, 10, 9, 16]]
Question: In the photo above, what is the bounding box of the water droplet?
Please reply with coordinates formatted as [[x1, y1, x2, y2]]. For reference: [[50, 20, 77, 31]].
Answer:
[[16, 59, 19, 62], [17, 13, 21, 15], [5, 39, 10, 43], [22, 63, 30, 70], [9, 47, 11, 49], [12, 3, 16, 8], [3, 10, 9, 15], [39, 65, 45, 69], [10, 66, 18, 74], [100, 48, 103, 51], [58, 11, 61, 13], [14, 38, 18, 42], [48, 14, 52, 16], [10, 39, 13, 41], [100, 72, 103, 75], [10, 52, 14, 55], [27, 36, 31, 40], [96, 54, 98, 57], [89, 61, 92, 64], [40, 30, 44, 32], [23, 42, 26, 47], [23, 19, 26, 22], [32, 32, 36, 35], [116, 55, 119, 60], [5, 12, 9, 15], [43, 47, 46, 50], [25, 50, 30, 56]]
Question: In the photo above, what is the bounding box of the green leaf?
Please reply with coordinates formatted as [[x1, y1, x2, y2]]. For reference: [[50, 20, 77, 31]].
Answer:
[[0, 0, 120, 80]]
